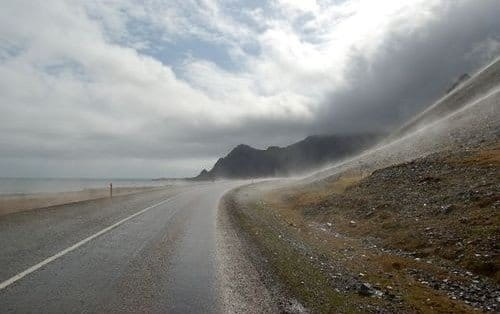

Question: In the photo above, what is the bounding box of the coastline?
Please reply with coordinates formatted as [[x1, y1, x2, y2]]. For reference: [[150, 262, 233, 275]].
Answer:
[[0, 186, 167, 217]]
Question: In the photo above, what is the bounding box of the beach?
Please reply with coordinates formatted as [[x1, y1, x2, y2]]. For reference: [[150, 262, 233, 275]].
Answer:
[[0, 186, 167, 216]]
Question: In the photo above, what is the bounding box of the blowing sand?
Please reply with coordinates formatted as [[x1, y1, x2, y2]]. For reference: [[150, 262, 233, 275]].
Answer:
[[0, 186, 166, 216]]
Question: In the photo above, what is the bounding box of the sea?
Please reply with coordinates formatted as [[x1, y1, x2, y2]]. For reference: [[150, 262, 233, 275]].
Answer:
[[0, 177, 167, 195]]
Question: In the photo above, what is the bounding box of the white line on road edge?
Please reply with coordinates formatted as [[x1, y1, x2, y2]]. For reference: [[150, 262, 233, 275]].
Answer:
[[0, 196, 177, 291]]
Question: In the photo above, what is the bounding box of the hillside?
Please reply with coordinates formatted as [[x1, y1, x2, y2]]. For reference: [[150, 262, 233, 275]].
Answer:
[[220, 57, 500, 313], [195, 134, 379, 180], [392, 58, 500, 139]]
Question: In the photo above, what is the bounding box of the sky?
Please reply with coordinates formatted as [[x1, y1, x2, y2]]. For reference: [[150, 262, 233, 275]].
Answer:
[[1, 0, 499, 178]]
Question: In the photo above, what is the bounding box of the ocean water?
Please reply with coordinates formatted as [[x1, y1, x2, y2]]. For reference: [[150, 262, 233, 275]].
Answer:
[[0, 177, 166, 195]]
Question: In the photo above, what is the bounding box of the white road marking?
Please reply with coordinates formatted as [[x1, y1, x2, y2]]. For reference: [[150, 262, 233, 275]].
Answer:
[[0, 196, 177, 291]]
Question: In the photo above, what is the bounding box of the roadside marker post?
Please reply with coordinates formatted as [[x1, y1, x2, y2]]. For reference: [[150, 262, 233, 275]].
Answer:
[[110, 182, 113, 198]]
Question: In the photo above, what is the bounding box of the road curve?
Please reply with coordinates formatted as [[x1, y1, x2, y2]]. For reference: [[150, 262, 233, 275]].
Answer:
[[0, 182, 243, 313]]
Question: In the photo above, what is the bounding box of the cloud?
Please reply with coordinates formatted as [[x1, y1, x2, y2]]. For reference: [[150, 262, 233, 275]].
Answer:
[[313, 0, 500, 133], [275, 0, 319, 14], [0, 0, 499, 178]]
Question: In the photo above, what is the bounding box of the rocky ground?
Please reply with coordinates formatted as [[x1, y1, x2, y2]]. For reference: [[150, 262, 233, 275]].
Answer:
[[318, 144, 499, 283], [223, 140, 499, 313]]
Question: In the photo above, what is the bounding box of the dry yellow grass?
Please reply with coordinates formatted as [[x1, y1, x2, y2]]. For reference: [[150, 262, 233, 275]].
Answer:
[[456, 144, 500, 166]]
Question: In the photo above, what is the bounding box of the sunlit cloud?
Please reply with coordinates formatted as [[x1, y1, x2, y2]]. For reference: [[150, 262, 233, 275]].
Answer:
[[0, 0, 499, 177]]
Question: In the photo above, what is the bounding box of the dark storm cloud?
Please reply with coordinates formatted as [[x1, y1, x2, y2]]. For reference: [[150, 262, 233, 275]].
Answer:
[[313, 1, 500, 134]]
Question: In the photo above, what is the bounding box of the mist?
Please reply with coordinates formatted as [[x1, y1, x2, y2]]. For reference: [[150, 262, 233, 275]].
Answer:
[[1, 0, 499, 178]]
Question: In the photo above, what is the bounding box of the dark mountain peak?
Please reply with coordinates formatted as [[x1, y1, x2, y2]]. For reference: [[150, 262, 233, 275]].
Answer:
[[194, 168, 213, 180], [193, 133, 381, 180], [228, 144, 258, 155], [234, 143, 254, 150], [212, 157, 225, 167]]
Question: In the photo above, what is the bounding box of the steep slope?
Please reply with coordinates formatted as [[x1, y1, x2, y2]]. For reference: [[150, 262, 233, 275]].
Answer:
[[221, 57, 500, 313], [392, 57, 500, 138]]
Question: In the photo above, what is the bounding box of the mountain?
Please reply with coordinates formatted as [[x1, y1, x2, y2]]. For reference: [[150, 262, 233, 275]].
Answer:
[[194, 134, 379, 180]]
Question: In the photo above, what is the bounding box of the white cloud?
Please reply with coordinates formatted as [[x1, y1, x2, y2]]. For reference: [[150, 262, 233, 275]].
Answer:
[[275, 0, 319, 14], [0, 0, 499, 177]]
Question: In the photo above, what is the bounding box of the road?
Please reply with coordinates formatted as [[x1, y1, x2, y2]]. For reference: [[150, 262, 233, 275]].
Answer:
[[0, 182, 244, 313]]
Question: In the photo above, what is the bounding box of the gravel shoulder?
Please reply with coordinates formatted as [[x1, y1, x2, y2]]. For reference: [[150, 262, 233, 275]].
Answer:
[[216, 195, 280, 313]]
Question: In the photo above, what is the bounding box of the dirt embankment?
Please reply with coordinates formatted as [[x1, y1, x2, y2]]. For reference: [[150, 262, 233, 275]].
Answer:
[[224, 141, 499, 313]]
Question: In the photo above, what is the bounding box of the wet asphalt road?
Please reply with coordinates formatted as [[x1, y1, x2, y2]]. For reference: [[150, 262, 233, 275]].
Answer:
[[0, 182, 243, 313]]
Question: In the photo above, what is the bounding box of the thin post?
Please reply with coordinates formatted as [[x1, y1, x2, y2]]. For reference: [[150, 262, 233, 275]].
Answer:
[[109, 182, 113, 198]]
